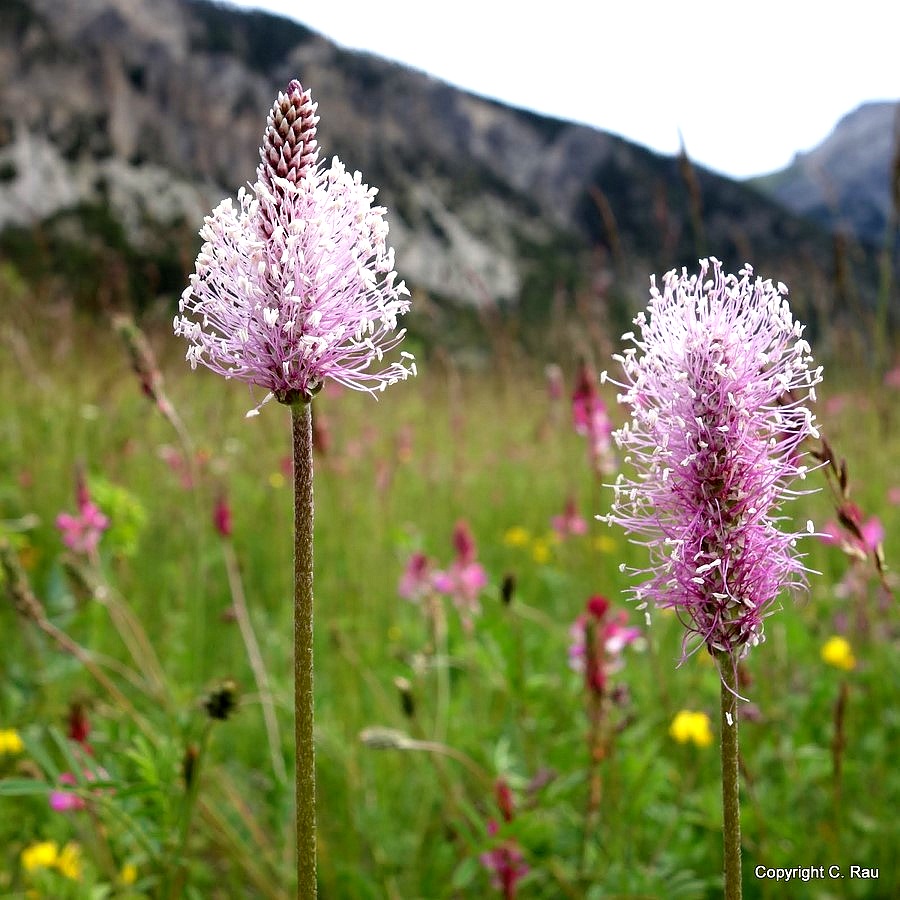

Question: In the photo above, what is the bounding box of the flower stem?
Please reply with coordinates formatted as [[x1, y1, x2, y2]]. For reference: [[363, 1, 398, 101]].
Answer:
[[717, 651, 742, 900], [292, 402, 317, 898]]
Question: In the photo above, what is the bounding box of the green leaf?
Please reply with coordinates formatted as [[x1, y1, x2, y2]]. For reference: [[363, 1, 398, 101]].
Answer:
[[0, 778, 52, 796]]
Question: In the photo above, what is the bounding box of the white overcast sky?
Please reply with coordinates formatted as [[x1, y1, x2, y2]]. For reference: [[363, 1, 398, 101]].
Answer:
[[223, 0, 899, 180]]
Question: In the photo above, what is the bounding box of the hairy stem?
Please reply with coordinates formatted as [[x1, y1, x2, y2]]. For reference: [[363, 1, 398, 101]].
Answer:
[[292, 402, 317, 898], [717, 651, 742, 900]]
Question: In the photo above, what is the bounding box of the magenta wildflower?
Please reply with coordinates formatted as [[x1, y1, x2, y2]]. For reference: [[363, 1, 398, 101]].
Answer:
[[480, 821, 530, 899], [820, 503, 883, 560], [49, 766, 110, 813], [551, 495, 588, 538], [56, 477, 109, 556], [569, 595, 640, 694], [601, 259, 822, 661], [50, 774, 86, 813], [433, 521, 488, 626], [398, 551, 432, 602], [213, 494, 233, 538], [572, 363, 615, 475], [175, 80, 415, 414]]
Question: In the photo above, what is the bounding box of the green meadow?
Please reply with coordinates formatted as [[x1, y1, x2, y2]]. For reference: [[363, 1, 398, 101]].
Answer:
[[1, 277, 898, 899]]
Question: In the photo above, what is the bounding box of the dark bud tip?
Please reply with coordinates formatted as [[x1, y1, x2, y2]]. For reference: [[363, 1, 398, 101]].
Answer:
[[204, 680, 239, 721], [500, 572, 516, 606]]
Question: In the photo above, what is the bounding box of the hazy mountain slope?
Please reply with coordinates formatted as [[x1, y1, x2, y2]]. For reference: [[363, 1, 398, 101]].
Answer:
[[0, 0, 879, 329], [753, 101, 899, 243]]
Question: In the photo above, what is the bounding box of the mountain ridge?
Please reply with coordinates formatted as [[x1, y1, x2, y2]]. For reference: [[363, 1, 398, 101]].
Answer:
[[0, 0, 888, 343], [752, 100, 900, 243]]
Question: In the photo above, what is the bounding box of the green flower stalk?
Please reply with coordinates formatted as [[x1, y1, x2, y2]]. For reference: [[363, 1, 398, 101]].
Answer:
[[176, 80, 415, 897], [602, 260, 822, 899]]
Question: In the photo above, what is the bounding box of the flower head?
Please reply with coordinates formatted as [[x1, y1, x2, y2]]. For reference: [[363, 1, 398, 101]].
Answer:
[[602, 259, 822, 662], [175, 80, 414, 413], [821, 635, 856, 671], [21, 840, 59, 872], [568, 595, 640, 694], [480, 821, 530, 898], [572, 362, 615, 475], [20, 840, 81, 880], [820, 503, 883, 561], [551, 495, 588, 539], [669, 710, 714, 747], [433, 522, 488, 627], [398, 551, 432, 602], [56, 474, 109, 556], [0, 727, 24, 755], [50, 773, 87, 812]]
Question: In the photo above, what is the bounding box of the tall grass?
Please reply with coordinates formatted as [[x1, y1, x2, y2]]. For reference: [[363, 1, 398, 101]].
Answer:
[[1, 293, 898, 898]]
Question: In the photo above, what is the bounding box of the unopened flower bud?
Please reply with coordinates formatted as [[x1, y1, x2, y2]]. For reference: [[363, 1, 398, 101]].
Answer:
[[204, 680, 239, 721]]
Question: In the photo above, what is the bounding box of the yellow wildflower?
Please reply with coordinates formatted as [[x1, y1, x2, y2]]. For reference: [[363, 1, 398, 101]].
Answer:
[[268, 472, 286, 489], [821, 636, 856, 671], [669, 710, 714, 748], [593, 534, 618, 553], [502, 526, 530, 548], [55, 843, 81, 880], [0, 728, 24, 755], [531, 539, 551, 565], [21, 841, 59, 872], [120, 863, 138, 885]]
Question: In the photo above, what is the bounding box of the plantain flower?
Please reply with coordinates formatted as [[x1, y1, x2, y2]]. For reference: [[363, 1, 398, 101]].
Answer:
[[602, 259, 822, 661], [175, 80, 414, 414]]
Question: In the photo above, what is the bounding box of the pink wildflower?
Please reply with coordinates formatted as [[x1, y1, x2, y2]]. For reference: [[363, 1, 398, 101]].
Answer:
[[433, 522, 488, 625], [883, 365, 900, 389], [56, 478, 109, 556], [494, 778, 515, 823], [213, 494, 233, 538], [67, 703, 91, 752], [398, 552, 432, 602], [175, 80, 415, 414], [49, 766, 110, 814], [569, 595, 640, 694], [572, 363, 615, 475], [820, 503, 883, 559], [480, 821, 529, 899], [50, 773, 86, 813], [602, 259, 822, 661], [551, 496, 588, 538]]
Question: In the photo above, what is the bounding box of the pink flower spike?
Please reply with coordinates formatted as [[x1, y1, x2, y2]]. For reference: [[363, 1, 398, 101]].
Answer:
[[56, 495, 109, 556], [480, 832, 530, 899], [551, 496, 588, 538], [572, 363, 615, 475], [175, 80, 415, 413], [602, 259, 822, 664], [398, 552, 431, 601], [452, 521, 478, 566], [569, 597, 639, 695], [213, 494, 233, 538]]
